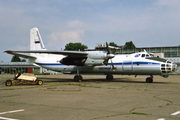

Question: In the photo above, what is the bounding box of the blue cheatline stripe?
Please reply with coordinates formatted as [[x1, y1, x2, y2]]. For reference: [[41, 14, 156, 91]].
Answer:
[[36, 62, 160, 66], [108, 62, 160, 66], [35, 62, 65, 66], [133, 62, 160, 65]]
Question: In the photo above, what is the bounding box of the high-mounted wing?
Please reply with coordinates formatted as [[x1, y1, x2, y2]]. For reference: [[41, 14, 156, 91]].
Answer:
[[5, 50, 36, 59], [5, 50, 88, 56], [5, 50, 89, 66]]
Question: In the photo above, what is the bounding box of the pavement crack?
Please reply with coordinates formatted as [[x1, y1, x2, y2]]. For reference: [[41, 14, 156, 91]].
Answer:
[[129, 107, 152, 115], [0, 94, 20, 98], [153, 95, 173, 106], [88, 113, 129, 120]]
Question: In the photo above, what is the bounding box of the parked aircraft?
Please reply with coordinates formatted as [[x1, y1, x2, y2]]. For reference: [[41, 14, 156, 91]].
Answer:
[[5, 28, 178, 83]]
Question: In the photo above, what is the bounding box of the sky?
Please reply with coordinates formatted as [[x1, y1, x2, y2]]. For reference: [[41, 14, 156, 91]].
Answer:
[[0, 0, 180, 62]]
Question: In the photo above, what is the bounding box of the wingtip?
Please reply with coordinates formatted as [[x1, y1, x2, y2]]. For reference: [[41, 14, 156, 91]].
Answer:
[[4, 50, 12, 53]]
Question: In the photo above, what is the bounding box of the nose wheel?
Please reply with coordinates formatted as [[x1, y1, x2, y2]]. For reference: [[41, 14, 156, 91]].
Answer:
[[146, 77, 153, 83]]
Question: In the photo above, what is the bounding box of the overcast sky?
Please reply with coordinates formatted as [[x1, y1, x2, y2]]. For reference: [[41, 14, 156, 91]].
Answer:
[[1, 0, 180, 62]]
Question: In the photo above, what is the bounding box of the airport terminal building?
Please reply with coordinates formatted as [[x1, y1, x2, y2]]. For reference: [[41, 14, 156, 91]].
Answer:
[[0, 62, 59, 75], [0, 62, 40, 74]]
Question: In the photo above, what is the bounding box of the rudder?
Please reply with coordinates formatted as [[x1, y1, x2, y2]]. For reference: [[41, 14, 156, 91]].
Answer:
[[30, 27, 46, 51]]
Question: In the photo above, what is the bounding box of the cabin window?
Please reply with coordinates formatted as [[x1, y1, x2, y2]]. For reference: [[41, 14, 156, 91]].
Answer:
[[137, 62, 140, 66], [141, 54, 145, 57]]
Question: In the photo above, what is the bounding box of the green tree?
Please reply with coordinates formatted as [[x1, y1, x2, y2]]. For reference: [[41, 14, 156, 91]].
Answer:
[[64, 42, 88, 51], [11, 55, 26, 62], [21, 59, 26, 62], [123, 41, 136, 49], [11, 55, 21, 62], [109, 42, 117, 47]]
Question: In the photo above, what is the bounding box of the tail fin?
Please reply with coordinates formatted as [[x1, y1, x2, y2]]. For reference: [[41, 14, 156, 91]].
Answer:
[[30, 27, 46, 51], [30, 27, 47, 56]]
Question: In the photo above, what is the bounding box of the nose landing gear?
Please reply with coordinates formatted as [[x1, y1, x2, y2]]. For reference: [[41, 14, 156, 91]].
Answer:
[[146, 76, 153, 83]]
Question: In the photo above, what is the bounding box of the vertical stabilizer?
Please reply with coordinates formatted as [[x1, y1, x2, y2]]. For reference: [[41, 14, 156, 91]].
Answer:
[[30, 28, 46, 56]]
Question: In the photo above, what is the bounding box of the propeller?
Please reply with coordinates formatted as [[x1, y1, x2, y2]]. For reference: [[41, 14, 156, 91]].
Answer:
[[103, 42, 115, 71]]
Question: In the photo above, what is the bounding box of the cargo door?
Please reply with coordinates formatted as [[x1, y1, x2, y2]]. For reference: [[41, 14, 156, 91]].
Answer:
[[122, 61, 133, 71]]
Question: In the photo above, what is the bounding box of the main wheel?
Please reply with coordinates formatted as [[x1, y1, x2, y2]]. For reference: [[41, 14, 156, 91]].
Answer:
[[37, 80, 43, 85], [106, 74, 113, 80], [146, 77, 153, 83], [5, 80, 12, 86]]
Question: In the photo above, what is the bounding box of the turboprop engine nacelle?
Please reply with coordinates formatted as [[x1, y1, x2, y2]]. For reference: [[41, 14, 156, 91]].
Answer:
[[84, 51, 114, 66], [84, 58, 105, 66], [60, 57, 87, 66], [60, 51, 115, 66]]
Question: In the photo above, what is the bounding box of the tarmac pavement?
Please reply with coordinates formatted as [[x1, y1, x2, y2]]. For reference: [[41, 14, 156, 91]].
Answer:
[[0, 74, 180, 120]]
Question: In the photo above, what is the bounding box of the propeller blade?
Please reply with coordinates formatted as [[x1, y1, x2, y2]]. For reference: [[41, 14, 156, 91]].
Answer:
[[111, 59, 115, 71], [104, 42, 115, 67], [103, 59, 108, 65], [106, 42, 110, 54]]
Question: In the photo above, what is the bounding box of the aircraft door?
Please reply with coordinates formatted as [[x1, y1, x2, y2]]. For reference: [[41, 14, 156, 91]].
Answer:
[[122, 61, 133, 71]]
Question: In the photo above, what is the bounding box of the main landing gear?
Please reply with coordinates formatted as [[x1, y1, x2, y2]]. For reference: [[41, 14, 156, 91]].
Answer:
[[74, 66, 83, 82], [74, 75, 83, 82], [106, 74, 113, 80], [74, 74, 114, 81], [146, 75, 153, 83]]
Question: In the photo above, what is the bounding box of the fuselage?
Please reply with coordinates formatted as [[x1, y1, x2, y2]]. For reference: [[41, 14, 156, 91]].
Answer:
[[33, 52, 177, 76]]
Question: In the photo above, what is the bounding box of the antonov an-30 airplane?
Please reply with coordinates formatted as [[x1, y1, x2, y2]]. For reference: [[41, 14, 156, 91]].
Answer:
[[5, 28, 178, 83]]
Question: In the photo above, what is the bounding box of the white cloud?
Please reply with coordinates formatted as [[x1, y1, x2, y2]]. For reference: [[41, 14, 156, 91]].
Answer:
[[15, 45, 29, 51], [0, 6, 24, 27], [155, 0, 180, 7], [86, 0, 109, 3], [66, 20, 86, 28], [47, 30, 84, 49]]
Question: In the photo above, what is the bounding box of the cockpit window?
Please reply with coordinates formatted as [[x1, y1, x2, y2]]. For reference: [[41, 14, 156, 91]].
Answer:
[[141, 54, 145, 57], [167, 61, 171, 63], [145, 53, 155, 58], [149, 54, 154, 57], [146, 54, 149, 57]]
